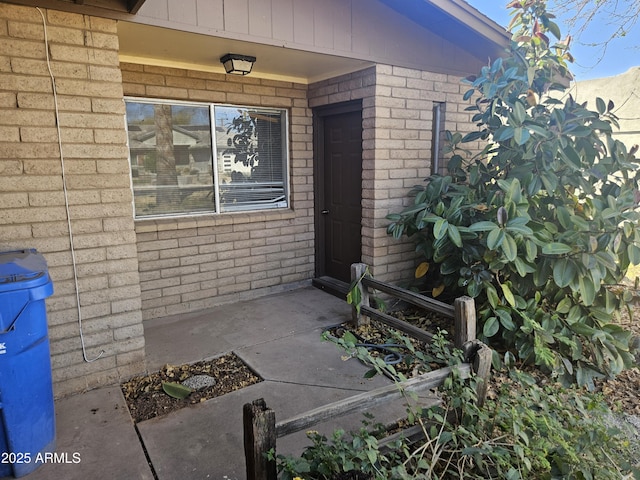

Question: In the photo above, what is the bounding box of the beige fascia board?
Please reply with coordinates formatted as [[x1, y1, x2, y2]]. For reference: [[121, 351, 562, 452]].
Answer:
[[427, 0, 511, 47]]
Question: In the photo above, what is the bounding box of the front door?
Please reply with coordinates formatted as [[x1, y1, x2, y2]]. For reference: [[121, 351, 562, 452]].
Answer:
[[314, 102, 363, 284]]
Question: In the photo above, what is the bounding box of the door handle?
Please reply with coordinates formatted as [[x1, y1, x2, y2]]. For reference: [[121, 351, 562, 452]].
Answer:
[[321, 209, 329, 214]]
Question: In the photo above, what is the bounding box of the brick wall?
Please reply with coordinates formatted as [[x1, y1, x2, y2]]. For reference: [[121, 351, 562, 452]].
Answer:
[[120, 63, 315, 319], [309, 65, 476, 284], [0, 4, 145, 397], [0, 0, 478, 396]]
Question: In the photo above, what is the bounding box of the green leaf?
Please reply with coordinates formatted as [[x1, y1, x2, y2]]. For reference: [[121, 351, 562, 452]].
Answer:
[[525, 239, 537, 262], [596, 97, 606, 115], [487, 285, 499, 308], [547, 20, 561, 39], [566, 125, 593, 137], [494, 126, 515, 142], [502, 233, 518, 262], [462, 130, 484, 142], [447, 224, 463, 248], [162, 382, 193, 399], [469, 221, 499, 232], [501, 283, 516, 307], [487, 228, 505, 250], [566, 305, 583, 324], [496, 309, 516, 331], [364, 368, 378, 379], [463, 88, 475, 101], [542, 242, 573, 255], [513, 101, 526, 124], [556, 296, 572, 314], [506, 218, 533, 235], [553, 257, 577, 288], [434, 218, 449, 240], [556, 206, 572, 229], [540, 172, 558, 192], [595, 251, 617, 271], [628, 244, 640, 265], [569, 214, 589, 231], [513, 126, 531, 145], [526, 123, 551, 138], [514, 256, 535, 276], [483, 316, 500, 337], [579, 275, 596, 306], [560, 145, 582, 169], [342, 331, 358, 346]]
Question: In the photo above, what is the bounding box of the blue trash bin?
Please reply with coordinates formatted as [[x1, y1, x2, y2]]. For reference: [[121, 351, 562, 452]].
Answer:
[[0, 249, 55, 478]]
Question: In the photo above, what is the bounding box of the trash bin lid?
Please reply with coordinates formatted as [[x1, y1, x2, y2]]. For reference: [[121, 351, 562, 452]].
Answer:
[[0, 249, 51, 291]]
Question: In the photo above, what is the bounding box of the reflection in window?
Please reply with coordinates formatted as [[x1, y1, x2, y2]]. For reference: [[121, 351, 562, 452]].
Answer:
[[125, 99, 288, 218], [214, 106, 286, 212]]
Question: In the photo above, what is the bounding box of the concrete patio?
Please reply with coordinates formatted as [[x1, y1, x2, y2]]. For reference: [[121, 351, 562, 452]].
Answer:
[[17, 286, 430, 480]]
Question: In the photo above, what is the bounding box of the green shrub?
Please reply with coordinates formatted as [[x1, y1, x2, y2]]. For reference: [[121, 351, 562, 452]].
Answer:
[[272, 331, 639, 479], [386, 0, 640, 387]]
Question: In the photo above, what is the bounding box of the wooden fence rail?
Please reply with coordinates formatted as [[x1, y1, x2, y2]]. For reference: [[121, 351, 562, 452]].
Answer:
[[244, 263, 491, 480]]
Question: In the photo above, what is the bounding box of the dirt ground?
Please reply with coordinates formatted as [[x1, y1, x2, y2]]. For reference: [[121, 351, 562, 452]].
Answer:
[[596, 304, 640, 415], [121, 353, 261, 423]]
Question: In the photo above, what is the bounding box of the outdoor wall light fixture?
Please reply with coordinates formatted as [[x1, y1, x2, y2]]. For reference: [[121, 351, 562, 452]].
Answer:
[[220, 53, 256, 75]]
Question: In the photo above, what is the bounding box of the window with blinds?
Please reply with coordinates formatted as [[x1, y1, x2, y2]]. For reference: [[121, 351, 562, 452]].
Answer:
[[125, 99, 289, 219]]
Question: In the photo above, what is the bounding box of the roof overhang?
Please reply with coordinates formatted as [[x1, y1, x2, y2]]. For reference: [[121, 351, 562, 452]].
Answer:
[[117, 22, 374, 84], [2, 0, 145, 16], [380, 0, 510, 60], [4, 0, 510, 83]]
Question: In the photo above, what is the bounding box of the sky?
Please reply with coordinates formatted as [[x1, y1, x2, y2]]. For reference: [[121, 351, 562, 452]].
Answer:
[[464, 0, 640, 81]]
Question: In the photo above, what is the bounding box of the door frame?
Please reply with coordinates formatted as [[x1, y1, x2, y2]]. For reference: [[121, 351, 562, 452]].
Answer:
[[312, 100, 363, 278]]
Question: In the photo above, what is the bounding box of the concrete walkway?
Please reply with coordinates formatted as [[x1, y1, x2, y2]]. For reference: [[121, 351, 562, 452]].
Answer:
[[18, 286, 429, 480]]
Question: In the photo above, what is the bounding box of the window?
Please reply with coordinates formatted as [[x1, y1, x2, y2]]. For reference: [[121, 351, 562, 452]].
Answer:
[[125, 99, 289, 219]]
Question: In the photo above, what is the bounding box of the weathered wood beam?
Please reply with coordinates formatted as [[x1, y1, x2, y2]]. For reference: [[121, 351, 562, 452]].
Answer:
[[453, 296, 476, 349], [243, 398, 277, 480], [275, 364, 471, 437], [360, 304, 434, 344], [362, 276, 456, 318]]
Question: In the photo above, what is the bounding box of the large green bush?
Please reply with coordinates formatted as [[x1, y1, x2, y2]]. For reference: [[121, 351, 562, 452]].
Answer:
[[387, 0, 640, 387]]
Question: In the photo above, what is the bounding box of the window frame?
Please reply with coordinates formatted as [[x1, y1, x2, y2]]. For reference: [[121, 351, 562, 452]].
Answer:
[[124, 96, 291, 220]]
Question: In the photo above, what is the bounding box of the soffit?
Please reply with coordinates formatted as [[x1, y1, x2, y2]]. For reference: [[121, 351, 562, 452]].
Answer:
[[117, 22, 374, 84]]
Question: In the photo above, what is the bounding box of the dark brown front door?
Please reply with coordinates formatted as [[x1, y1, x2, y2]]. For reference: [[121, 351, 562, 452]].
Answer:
[[314, 102, 363, 283]]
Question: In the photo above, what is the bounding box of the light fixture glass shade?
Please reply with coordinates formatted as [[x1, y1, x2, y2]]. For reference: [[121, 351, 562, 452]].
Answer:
[[220, 53, 256, 75]]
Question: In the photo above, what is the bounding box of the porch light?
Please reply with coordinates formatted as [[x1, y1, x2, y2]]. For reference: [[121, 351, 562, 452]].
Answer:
[[220, 53, 256, 75]]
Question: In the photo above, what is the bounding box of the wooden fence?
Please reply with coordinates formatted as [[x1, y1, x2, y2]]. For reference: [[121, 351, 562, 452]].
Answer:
[[243, 263, 492, 480]]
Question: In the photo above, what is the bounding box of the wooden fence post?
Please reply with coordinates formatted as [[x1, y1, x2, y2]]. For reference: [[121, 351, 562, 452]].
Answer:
[[350, 263, 370, 327], [243, 398, 277, 480], [454, 296, 476, 349], [473, 344, 492, 407]]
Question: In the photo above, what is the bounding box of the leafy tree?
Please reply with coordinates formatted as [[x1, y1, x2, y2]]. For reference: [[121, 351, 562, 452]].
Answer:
[[387, 0, 640, 387], [154, 104, 178, 209]]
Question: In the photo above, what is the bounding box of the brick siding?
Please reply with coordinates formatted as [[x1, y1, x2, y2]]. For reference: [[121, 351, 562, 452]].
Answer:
[[0, 4, 145, 397], [309, 65, 476, 284], [0, 1, 477, 397], [121, 63, 315, 320]]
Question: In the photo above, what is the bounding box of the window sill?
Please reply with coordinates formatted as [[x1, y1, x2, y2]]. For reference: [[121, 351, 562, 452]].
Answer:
[[134, 209, 297, 233]]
